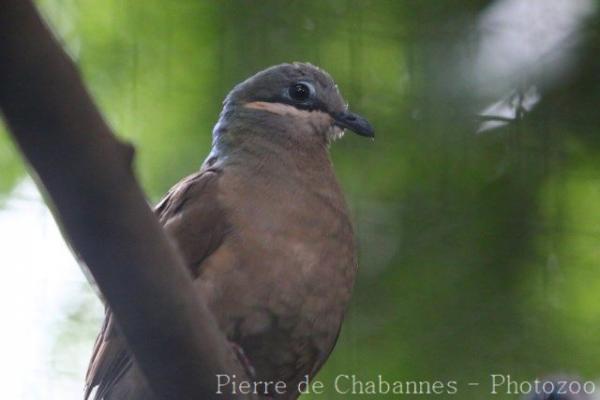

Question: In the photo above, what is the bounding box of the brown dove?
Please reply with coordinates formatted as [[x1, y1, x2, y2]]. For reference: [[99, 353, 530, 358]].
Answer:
[[84, 62, 374, 399]]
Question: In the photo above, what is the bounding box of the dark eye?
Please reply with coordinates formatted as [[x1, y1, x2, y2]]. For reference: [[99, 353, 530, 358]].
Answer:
[[288, 83, 312, 102]]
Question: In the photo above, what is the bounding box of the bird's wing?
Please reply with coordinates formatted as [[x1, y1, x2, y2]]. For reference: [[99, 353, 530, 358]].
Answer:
[[84, 168, 227, 400]]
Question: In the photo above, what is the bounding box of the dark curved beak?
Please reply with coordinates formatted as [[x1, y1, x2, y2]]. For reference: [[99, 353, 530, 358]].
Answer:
[[332, 111, 374, 138]]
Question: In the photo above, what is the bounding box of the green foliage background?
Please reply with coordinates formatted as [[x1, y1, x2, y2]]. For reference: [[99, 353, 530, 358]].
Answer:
[[3, 0, 600, 398]]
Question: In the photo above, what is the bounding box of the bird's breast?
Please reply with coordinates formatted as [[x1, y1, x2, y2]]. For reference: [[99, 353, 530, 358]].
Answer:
[[192, 161, 357, 386], [207, 162, 356, 319]]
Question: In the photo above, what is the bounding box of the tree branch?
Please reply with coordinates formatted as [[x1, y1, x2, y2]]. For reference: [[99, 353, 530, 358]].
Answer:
[[0, 1, 248, 398]]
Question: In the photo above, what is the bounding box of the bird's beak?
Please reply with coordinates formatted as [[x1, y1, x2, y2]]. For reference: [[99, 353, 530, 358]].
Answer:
[[332, 111, 375, 138]]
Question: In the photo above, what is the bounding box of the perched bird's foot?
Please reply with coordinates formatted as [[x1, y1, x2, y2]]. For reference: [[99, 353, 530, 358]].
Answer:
[[229, 341, 256, 379]]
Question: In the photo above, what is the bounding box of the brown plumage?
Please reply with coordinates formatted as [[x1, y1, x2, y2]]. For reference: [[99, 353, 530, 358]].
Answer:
[[84, 63, 373, 399]]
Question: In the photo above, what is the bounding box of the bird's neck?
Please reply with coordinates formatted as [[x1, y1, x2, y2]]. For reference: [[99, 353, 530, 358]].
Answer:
[[209, 111, 333, 174], [206, 110, 348, 221]]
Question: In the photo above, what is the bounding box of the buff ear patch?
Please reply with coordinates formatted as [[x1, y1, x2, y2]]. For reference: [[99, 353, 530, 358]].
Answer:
[[244, 101, 331, 121]]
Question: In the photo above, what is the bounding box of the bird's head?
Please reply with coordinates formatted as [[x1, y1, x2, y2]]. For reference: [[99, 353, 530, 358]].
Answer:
[[215, 63, 374, 145]]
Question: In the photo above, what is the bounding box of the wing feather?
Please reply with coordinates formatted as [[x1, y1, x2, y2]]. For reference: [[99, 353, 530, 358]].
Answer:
[[84, 168, 226, 399]]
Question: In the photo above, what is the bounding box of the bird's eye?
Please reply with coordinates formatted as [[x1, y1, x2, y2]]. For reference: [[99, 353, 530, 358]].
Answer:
[[288, 82, 313, 102]]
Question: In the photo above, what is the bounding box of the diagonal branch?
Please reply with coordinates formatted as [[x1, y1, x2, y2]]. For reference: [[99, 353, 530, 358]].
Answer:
[[0, 1, 248, 398]]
